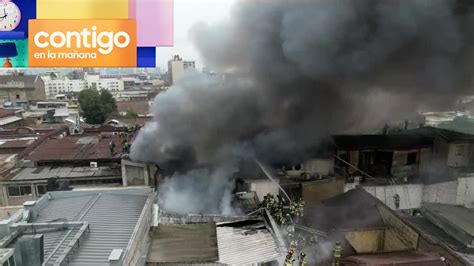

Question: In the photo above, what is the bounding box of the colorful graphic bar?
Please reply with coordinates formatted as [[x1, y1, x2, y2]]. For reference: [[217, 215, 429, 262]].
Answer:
[[0, 0, 172, 67]]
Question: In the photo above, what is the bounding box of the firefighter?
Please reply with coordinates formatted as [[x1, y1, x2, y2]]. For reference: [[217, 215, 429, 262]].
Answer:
[[122, 140, 131, 154], [333, 242, 342, 266], [298, 252, 307, 266], [285, 249, 295, 266], [393, 194, 401, 209], [109, 141, 116, 155]]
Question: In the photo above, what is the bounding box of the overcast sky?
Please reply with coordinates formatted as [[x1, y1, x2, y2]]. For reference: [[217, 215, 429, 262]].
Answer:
[[155, 0, 235, 71]]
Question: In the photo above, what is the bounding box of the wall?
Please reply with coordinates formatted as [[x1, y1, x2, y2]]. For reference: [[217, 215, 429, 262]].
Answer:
[[303, 158, 334, 176], [121, 159, 155, 187], [456, 175, 474, 208], [302, 178, 344, 206], [378, 206, 419, 252], [0, 206, 22, 220], [363, 184, 423, 210], [447, 143, 471, 167], [345, 229, 384, 253], [423, 181, 458, 205], [248, 180, 280, 201]]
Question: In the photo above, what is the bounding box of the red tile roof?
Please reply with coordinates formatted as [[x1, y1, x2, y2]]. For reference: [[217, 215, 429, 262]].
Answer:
[[25, 134, 123, 162], [0, 109, 15, 119]]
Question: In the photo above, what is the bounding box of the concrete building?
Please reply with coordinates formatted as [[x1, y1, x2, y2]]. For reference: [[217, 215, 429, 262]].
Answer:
[[167, 55, 195, 85], [0, 75, 46, 109], [41, 75, 86, 100], [97, 78, 124, 92]]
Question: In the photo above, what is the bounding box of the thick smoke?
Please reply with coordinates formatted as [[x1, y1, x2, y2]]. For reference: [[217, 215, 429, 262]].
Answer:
[[131, 0, 474, 213], [158, 162, 238, 214]]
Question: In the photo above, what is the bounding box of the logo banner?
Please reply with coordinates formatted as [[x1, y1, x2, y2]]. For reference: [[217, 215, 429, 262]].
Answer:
[[28, 19, 137, 67]]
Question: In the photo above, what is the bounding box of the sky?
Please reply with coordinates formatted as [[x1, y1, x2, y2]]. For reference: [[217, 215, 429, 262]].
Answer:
[[155, 0, 235, 71]]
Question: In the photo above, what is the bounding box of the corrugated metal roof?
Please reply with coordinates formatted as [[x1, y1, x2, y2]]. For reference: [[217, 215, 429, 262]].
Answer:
[[9, 166, 121, 181], [0, 116, 23, 126], [31, 189, 151, 265], [216, 226, 282, 265], [24, 134, 123, 162], [147, 223, 219, 263]]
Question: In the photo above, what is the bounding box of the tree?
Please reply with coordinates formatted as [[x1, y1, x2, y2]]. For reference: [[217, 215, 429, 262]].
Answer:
[[100, 90, 117, 116], [79, 89, 117, 124]]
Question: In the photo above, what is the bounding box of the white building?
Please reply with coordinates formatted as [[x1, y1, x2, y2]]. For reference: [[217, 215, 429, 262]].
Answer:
[[42, 75, 86, 100], [84, 73, 124, 92], [167, 55, 195, 85], [97, 78, 124, 92]]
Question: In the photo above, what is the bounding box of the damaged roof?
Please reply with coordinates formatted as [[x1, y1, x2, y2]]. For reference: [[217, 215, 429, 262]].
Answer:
[[147, 223, 219, 264], [147, 220, 283, 265]]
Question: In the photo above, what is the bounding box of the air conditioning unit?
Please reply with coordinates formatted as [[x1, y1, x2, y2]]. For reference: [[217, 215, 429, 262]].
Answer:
[[90, 162, 98, 168]]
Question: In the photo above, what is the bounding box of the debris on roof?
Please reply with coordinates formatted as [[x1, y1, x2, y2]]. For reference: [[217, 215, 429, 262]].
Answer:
[[147, 223, 219, 264]]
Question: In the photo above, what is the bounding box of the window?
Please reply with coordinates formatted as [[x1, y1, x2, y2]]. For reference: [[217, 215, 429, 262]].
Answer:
[[455, 145, 465, 156], [36, 184, 48, 196], [7, 186, 32, 197], [407, 152, 417, 165], [15, 94, 19, 99]]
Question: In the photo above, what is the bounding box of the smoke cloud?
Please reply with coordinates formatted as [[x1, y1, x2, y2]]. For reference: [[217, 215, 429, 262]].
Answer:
[[131, 0, 474, 213], [158, 162, 238, 214]]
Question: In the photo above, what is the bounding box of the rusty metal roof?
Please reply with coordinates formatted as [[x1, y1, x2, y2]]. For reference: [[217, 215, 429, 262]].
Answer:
[[25, 134, 123, 162]]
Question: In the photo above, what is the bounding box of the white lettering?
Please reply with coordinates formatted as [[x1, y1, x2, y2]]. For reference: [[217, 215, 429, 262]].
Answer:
[[49, 32, 66, 48], [33, 26, 131, 55], [34, 31, 49, 48]]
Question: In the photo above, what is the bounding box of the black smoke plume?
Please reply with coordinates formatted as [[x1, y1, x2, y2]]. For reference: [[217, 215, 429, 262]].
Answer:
[[131, 0, 474, 213]]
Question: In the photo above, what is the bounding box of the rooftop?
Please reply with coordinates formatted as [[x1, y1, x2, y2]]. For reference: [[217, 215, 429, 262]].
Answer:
[[423, 203, 474, 237], [0, 75, 41, 89], [301, 188, 385, 232], [340, 251, 444, 265], [5, 166, 121, 181], [4, 188, 153, 265], [147, 219, 283, 265], [403, 127, 474, 143], [0, 116, 23, 126], [105, 115, 152, 127], [147, 223, 219, 264], [116, 101, 150, 116], [24, 134, 123, 163]]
